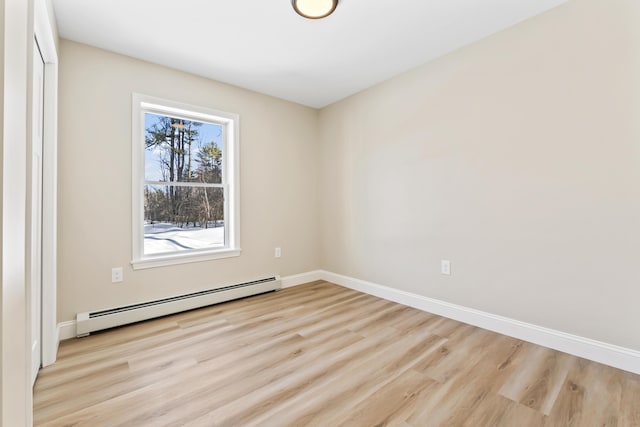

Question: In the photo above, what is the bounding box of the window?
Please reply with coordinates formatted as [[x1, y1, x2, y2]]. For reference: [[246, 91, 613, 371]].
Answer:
[[131, 94, 240, 269]]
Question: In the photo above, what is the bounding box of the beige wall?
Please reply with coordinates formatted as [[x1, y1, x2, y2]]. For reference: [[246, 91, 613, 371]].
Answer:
[[319, 0, 640, 351], [58, 40, 320, 322]]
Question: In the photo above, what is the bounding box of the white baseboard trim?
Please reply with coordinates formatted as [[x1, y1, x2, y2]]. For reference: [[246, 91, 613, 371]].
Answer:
[[55, 269, 640, 375], [58, 320, 76, 342], [321, 270, 640, 376], [281, 270, 324, 288]]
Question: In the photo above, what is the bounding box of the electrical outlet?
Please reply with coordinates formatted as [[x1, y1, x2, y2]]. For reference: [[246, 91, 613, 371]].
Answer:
[[275, 247, 282, 258], [111, 267, 123, 283], [441, 260, 451, 276]]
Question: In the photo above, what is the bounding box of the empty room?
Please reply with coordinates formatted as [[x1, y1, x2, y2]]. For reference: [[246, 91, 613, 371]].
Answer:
[[2, 0, 640, 425]]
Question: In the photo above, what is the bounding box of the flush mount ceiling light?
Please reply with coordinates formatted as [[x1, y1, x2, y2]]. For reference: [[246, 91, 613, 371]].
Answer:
[[292, 0, 339, 19]]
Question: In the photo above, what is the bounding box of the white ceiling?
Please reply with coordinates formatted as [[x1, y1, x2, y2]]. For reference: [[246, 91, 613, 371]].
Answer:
[[52, 0, 567, 108]]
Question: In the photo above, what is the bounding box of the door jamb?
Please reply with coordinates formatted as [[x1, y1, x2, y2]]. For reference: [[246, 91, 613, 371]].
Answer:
[[34, 0, 58, 368]]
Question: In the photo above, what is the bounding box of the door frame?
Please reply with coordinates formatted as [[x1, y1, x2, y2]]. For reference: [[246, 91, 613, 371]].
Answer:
[[34, 0, 58, 368], [31, 36, 44, 385]]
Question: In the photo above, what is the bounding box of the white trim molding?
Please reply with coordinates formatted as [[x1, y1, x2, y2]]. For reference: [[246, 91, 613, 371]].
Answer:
[[58, 321, 77, 342], [321, 270, 640, 376], [3, 1, 32, 423], [35, 0, 59, 369], [281, 270, 324, 288], [55, 269, 640, 376]]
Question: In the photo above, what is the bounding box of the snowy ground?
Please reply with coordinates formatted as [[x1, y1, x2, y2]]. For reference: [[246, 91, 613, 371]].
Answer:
[[144, 222, 225, 255]]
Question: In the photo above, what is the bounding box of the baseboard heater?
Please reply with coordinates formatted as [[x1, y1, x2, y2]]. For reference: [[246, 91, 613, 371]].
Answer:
[[75, 276, 281, 337]]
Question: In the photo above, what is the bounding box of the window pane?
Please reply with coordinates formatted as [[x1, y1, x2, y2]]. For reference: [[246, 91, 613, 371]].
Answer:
[[144, 113, 223, 184], [144, 185, 225, 255]]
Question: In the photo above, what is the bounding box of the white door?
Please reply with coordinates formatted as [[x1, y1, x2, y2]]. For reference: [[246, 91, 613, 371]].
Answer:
[[31, 38, 45, 385]]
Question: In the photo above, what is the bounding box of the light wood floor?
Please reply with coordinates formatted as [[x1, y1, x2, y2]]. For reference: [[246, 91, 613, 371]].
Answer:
[[34, 281, 640, 426]]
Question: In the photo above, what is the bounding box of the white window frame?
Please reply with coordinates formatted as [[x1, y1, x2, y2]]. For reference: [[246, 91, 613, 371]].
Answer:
[[131, 93, 240, 270]]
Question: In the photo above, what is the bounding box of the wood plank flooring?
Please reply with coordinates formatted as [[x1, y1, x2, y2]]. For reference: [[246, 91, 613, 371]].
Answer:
[[34, 281, 640, 426]]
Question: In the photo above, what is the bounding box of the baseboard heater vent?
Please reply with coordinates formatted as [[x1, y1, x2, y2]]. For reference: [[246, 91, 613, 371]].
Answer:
[[76, 276, 281, 337]]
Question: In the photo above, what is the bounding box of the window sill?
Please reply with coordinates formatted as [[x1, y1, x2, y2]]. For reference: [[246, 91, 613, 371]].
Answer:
[[131, 248, 241, 270]]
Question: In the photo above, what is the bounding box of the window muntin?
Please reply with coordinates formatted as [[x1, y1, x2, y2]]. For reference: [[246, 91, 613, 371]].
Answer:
[[132, 94, 240, 269]]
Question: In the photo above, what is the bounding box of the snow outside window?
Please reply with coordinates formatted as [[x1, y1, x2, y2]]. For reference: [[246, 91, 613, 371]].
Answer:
[[131, 94, 240, 269]]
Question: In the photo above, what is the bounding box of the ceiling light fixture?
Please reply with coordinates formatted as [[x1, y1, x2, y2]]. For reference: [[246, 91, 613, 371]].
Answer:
[[292, 0, 338, 19]]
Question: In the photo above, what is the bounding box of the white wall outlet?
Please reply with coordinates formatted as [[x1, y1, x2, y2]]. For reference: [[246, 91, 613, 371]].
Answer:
[[111, 267, 124, 283], [275, 247, 282, 258], [441, 260, 451, 276]]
